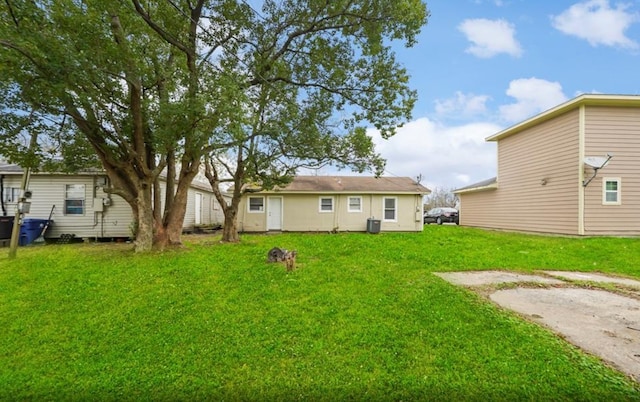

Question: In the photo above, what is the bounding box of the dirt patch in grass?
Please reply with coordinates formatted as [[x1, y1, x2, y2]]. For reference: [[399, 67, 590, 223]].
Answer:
[[434, 270, 640, 383]]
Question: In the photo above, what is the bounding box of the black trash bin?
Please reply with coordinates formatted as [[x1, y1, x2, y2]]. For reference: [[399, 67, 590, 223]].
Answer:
[[366, 218, 381, 234], [0, 216, 15, 239]]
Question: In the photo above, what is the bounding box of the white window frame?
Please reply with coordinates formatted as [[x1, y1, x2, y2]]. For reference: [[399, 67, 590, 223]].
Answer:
[[602, 177, 621, 205], [248, 196, 265, 213], [319, 196, 334, 213], [382, 197, 397, 222], [64, 184, 86, 215], [347, 196, 362, 213], [2, 187, 20, 203]]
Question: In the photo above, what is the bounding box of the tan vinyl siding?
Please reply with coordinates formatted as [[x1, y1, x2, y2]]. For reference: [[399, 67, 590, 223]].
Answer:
[[461, 109, 581, 234], [238, 195, 266, 231], [583, 106, 640, 235], [238, 193, 423, 232], [287, 194, 337, 231], [282, 194, 369, 232], [458, 189, 499, 227]]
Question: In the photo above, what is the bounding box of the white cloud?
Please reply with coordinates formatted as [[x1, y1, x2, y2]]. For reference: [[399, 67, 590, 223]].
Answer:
[[499, 78, 568, 122], [458, 18, 523, 58], [551, 0, 639, 49], [435, 92, 491, 118], [370, 118, 499, 190]]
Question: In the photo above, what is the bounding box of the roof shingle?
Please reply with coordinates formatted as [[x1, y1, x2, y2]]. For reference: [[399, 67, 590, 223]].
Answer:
[[271, 176, 430, 194]]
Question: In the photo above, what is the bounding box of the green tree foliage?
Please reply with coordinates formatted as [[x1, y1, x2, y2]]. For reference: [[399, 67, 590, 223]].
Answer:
[[203, 0, 429, 241], [0, 0, 428, 249], [0, 0, 250, 251]]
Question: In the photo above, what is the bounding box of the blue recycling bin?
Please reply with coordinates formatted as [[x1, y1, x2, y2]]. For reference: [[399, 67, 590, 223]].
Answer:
[[19, 218, 49, 246]]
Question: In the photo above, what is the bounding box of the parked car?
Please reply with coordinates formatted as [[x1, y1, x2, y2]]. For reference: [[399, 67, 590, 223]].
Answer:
[[424, 207, 459, 225]]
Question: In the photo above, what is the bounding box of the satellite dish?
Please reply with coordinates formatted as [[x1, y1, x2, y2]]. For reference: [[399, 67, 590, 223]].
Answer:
[[582, 153, 613, 187], [584, 155, 612, 169]]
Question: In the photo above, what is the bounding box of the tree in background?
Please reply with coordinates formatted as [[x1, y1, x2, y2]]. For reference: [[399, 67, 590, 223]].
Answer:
[[0, 0, 252, 251], [1, 0, 428, 249], [203, 0, 429, 242], [424, 187, 459, 211]]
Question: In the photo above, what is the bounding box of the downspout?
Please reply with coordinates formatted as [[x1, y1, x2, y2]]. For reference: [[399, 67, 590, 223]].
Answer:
[[0, 175, 6, 216], [334, 195, 340, 231], [416, 195, 422, 231], [578, 105, 586, 236], [369, 194, 374, 219]]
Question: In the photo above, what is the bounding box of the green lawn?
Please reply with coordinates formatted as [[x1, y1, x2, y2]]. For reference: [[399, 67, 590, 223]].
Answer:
[[1, 226, 639, 400]]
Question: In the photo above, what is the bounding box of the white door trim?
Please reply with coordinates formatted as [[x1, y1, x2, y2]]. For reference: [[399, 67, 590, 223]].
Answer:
[[195, 193, 203, 225], [267, 196, 283, 230]]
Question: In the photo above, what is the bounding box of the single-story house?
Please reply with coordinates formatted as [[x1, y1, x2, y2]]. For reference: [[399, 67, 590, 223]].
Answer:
[[0, 163, 226, 240], [454, 94, 640, 236], [236, 175, 430, 233]]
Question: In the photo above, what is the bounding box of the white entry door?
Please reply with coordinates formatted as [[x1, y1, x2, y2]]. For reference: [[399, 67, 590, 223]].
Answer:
[[195, 193, 202, 225], [267, 197, 282, 230]]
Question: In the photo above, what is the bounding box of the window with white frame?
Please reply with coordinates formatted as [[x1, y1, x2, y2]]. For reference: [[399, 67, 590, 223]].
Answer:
[[248, 196, 264, 212], [348, 196, 362, 212], [2, 187, 19, 203], [383, 197, 397, 221], [65, 184, 85, 215], [602, 178, 621, 205], [319, 196, 334, 212]]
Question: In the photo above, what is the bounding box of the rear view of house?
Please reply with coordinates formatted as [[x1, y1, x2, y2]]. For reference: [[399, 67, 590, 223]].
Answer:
[[237, 176, 430, 233], [456, 94, 640, 236], [0, 164, 226, 241]]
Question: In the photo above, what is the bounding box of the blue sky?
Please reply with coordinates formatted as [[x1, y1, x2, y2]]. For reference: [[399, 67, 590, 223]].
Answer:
[[358, 0, 640, 192]]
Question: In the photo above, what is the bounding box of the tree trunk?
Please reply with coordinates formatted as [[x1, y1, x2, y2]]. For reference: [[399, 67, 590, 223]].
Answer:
[[152, 165, 199, 248], [163, 179, 190, 245], [135, 182, 155, 252], [204, 155, 244, 243], [221, 206, 239, 242]]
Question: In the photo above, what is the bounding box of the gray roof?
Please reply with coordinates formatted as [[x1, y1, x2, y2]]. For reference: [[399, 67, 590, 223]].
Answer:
[[487, 94, 640, 142], [269, 176, 430, 194], [0, 162, 217, 194], [0, 163, 24, 173], [453, 177, 497, 193], [0, 163, 104, 175]]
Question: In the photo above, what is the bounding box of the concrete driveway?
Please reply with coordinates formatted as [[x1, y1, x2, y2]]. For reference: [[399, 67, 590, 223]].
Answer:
[[434, 270, 640, 382]]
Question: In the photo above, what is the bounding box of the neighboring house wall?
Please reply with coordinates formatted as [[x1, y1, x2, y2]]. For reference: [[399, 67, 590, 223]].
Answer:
[[461, 109, 581, 235], [1, 172, 225, 239], [2, 173, 133, 238], [457, 188, 497, 228], [458, 95, 640, 237], [583, 106, 640, 235], [181, 183, 225, 228]]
